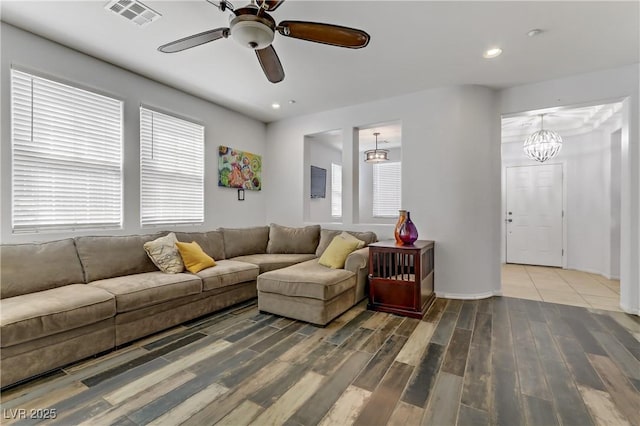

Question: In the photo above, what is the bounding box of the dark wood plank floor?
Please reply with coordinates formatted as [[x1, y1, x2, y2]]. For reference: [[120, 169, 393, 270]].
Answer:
[[1, 296, 639, 426]]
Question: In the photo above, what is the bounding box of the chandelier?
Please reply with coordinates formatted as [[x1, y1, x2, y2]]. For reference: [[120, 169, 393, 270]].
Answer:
[[364, 132, 389, 163], [523, 114, 563, 163]]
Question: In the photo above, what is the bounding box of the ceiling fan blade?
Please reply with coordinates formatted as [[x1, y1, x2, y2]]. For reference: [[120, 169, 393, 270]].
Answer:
[[256, 45, 285, 83], [261, 0, 285, 11], [158, 28, 229, 53], [277, 21, 370, 48]]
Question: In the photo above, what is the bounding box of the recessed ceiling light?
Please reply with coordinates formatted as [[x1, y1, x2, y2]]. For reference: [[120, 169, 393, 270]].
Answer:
[[527, 29, 544, 37], [271, 103, 281, 109], [483, 48, 502, 59]]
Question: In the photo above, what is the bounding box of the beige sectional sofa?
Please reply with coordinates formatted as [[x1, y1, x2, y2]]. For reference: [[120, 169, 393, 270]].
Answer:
[[0, 225, 376, 388]]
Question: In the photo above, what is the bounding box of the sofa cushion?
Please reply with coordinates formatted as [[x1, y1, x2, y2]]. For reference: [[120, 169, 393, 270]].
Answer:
[[220, 226, 269, 258], [75, 234, 162, 282], [257, 259, 356, 301], [266, 224, 321, 254], [0, 239, 86, 299], [89, 272, 202, 313], [176, 241, 216, 273], [316, 229, 377, 257], [0, 284, 115, 347], [144, 233, 185, 274], [196, 260, 259, 292], [232, 254, 317, 274], [174, 230, 225, 260]]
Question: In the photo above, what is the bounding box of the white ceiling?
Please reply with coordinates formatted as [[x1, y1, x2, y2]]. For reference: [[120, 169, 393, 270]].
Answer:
[[358, 122, 402, 152], [307, 121, 401, 152], [501, 102, 623, 143], [2, 1, 638, 123]]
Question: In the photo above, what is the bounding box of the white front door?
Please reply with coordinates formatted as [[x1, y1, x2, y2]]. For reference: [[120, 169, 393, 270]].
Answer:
[[506, 164, 563, 267]]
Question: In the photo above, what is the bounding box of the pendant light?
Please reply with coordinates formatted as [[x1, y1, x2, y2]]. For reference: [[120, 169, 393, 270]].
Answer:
[[523, 114, 563, 163], [364, 132, 389, 163]]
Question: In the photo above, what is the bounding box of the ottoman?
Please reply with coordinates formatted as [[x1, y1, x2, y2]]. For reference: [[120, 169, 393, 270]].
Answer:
[[257, 259, 357, 326]]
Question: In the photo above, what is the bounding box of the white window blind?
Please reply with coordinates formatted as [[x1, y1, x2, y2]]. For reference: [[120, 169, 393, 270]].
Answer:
[[140, 107, 204, 227], [331, 163, 342, 217], [373, 162, 402, 217], [11, 69, 123, 232]]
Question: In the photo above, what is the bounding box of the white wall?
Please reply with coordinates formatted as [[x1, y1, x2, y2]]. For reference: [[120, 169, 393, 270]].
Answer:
[[611, 130, 622, 279], [266, 85, 502, 299], [501, 128, 619, 277], [499, 64, 640, 314], [359, 147, 402, 224], [306, 140, 342, 223], [0, 23, 267, 244]]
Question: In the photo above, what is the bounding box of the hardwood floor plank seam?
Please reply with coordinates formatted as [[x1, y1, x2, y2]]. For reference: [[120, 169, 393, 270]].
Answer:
[[3, 298, 639, 426]]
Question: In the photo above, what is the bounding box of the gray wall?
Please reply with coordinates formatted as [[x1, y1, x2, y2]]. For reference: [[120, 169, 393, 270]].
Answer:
[[266, 85, 502, 299], [0, 23, 267, 243], [611, 129, 622, 278]]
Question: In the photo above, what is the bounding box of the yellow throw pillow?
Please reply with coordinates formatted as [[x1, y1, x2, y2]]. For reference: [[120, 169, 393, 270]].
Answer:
[[318, 236, 361, 269], [175, 241, 216, 273], [338, 232, 365, 249]]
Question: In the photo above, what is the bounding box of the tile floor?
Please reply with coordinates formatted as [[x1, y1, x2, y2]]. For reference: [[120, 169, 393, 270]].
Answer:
[[502, 264, 622, 311]]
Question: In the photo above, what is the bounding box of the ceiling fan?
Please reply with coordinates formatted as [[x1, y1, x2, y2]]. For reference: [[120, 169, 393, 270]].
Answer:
[[157, 0, 370, 84]]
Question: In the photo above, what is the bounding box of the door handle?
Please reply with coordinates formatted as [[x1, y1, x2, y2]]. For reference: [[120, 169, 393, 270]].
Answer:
[[505, 219, 512, 223]]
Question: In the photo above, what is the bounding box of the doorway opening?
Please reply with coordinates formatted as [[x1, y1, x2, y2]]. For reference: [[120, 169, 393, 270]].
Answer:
[[500, 101, 623, 311]]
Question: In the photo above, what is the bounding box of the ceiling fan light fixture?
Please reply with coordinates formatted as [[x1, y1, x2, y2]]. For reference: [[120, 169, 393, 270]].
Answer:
[[229, 11, 276, 49], [231, 20, 274, 49], [364, 132, 389, 163], [158, 1, 371, 83]]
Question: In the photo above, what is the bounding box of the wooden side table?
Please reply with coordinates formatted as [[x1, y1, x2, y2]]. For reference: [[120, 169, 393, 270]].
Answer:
[[367, 240, 435, 319]]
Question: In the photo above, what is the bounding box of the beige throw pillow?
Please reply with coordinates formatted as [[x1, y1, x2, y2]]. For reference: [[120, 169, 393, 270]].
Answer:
[[143, 232, 185, 273]]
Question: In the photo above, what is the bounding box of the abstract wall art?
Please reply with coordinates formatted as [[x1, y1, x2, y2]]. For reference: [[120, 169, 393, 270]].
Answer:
[[218, 145, 262, 191]]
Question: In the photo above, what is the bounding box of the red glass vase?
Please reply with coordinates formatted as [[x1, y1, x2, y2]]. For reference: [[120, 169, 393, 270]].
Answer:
[[399, 211, 418, 245]]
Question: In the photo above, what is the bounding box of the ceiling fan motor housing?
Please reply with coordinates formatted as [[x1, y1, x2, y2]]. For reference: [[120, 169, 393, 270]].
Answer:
[[230, 9, 275, 49]]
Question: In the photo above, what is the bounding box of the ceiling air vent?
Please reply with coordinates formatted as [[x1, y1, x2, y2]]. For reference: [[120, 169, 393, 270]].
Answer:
[[105, 0, 161, 27]]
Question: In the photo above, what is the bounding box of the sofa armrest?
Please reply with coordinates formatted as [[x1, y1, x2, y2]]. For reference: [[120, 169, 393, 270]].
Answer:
[[344, 247, 370, 303]]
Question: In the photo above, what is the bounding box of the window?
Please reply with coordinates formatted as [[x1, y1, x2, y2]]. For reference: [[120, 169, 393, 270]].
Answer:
[[373, 162, 401, 217], [11, 69, 123, 232], [331, 163, 342, 217], [140, 107, 204, 227]]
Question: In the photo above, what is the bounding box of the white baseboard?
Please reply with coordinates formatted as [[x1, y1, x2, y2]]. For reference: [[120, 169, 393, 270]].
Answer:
[[619, 302, 640, 316], [566, 266, 620, 281], [435, 290, 501, 300], [568, 266, 602, 275]]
